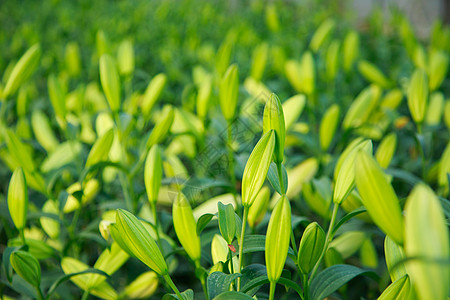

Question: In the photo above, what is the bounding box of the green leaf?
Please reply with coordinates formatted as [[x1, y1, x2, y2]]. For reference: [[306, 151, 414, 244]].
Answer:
[[2, 246, 23, 283], [332, 207, 367, 236], [162, 289, 194, 300], [213, 291, 254, 300], [207, 271, 241, 299], [218, 202, 236, 244], [267, 162, 288, 195], [196, 213, 215, 235], [310, 264, 377, 300]]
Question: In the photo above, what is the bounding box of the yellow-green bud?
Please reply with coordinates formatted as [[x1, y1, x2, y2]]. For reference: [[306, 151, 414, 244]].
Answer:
[[428, 50, 449, 91], [40, 200, 59, 239], [300, 51, 315, 95], [343, 85, 380, 129], [96, 30, 109, 57], [263, 94, 285, 163], [319, 104, 340, 151], [265, 195, 291, 283], [375, 133, 397, 169], [47, 74, 67, 126], [329, 231, 367, 259], [378, 275, 410, 300], [359, 238, 378, 268], [10, 251, 41, 287], [31, 110, 59, 153], [147, 105, 174, 148], [384, 236, 407, 282], [7, 167, 28, 230], [358, 60, 392, 88], [85, 128, 114, 168], [99, 54, 121, 112], [380, 89, 403, 110], [250, 42, 269, 81], [173, 193, 201, 262], [65, 42, 81, 77], [144, 144, 162, 204], [284, 60, 302, 93], [297, 222, 325, 274], [407, 69, 428, 124], [219, 64, 239, 122], [211, 234, 229, 265], [141, 73, 167, 118], [265, 4, 280, 32], [123, 271, 159, 299], [425, 92, 444, 126], [117, 39, 134, 76], [5, 129, 36, 173], [196, 75, 212, 121], [282, 94, 306, 131], [342, 31, 359, 72], [438, 142, 450, 189], [309, 19, 335, 53], [326, 39, 340, 80], [445, 100, 450, 129], [248, 186, 270, 228]]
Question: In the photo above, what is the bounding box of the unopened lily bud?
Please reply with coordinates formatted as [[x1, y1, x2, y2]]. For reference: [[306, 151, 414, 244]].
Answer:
[[96, 30, 109, 56], [147, 105, 174, 148], [117, 39, 134, 76], [7, 168, 28, 230], [300, 51, 315, 95], [359, 238, 378, 268], [173, 193, 201, 262], [265, 195, 291, 283], [355, 151, 404, 245], [343, 85, 380, 129], [282, 94, 306, 131], [123, 271, 159, 299], [196, 75, 212, 121], [63, 179, 100, 213], [320, 104, 340, 151], [241, 131, 275, 207], [99, 220, 112, 241], [141, 73, 167, 118], [325, 247, 343, 267], [219, 64, 239, 122], [378, 275, 410, 300], [375, 133, 397, 169], [407, 69, 428, 124], [47, 74, 66, 126], [284, 60, 303, 93], [144, 144, 162, 204], [3, 44, 40, 98], [111, 209, 168, 275], [100, 54, 121, 112], [297, 222, 325, 274], [326, 39, 340, 80], [425, 92, 444, 126], [358, 60, 391, 88], [309, 19, 335, 53], [40, 200, 59, 239], [85, 128, 114, 168], [263, 94, 286, 163], [265, 4, 280, 32], [248, 186, 270, 228], [218, 202, 236, 244], [5, 128, 36, 173], [10, 251, 41, 287], [31, 110, 59, 153], [65, 42, 81, 77], [384, 236, 407, 282], [333, 139, 372, 204], [211, 234, 229, 265], [302, 179, 332, 220], [405, 184, 449, 300], [342, 31, 359, 72], [428, 50, 449, 91], [250, 42, 269, 81], [330, 231, 367, 259], [88, 243, 129, 288], [341, 191, 371, 222], [380, 89, 403, 110], [413, 44, 427, 70]]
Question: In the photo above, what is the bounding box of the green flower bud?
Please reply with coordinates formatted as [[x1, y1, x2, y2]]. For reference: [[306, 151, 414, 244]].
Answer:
[[147, 105, 174, 148], [384, 236, 407, 282], [196, 75, 212, 121], [99, 220, 112, 241], [173, 193, 201, 262], [5, 129, 36, 173], [342, 31, 359, 72], [144, 144, 162, 204], [341, 191, 371, 222], [7, 167, 28, 230], [284, 158, 318, 199], [111, 209, 168, 275], [123, 271, 159, 299], [330, 231, 367, 259], [241, 130, 275, 207], [300, 51, 315, 95], [360, 238, 378, 268], [405, 184, 449, 300], [284, 60, 303, 93], [425, 92, 444, 126], [326, 39, 340, 80], [248, 186, 270, 228], [85, 128, 114, 168], [265, 4, 280, 32], [31, 110, 59, 153], [428, 50, 449, 91], [309, 19, 335, 53], [333, 139, 372, 204], [10, 250, 41, 287], [282, 94, 306, 131], [3, 44, 40, 98], [375, 133, 397, 169], [211, 234, 229, 265], [319, 104, 340, 151], [263, 94, 286, 163], [355, 151, 404, 245], [302, 179, 332, 220], [343, 85, 380, 129], [219, 64, 239, 122], [218, 202, 236, 244], [215, 38, 233, 78], [96, 30, 110, 56], [65, 42, 81, 77], [407, 69, 428, 124], [250, 42, 269, 81], [117, 39, 134, 76], [325, 247, 343, 267], [265, 195, 291, 283], [358, 60, 392, 88], [47, 74, 67, 126], [99, 54, 121, 112], [40, 200, 59, 239], [413, 44, 427, 70], [297, 222, 325, 274], [378, 275, 410, 300], [141, 73, 167, 118], [380, 89, 403, 110]]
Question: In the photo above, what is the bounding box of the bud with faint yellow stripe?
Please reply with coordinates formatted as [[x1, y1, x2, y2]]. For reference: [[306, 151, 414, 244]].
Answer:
[[407, 69, 428, 125], [375, 133, 397, 169]]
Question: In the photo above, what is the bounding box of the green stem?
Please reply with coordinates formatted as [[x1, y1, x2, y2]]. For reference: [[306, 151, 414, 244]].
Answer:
[[163, 274, 183, 299], [195, 260, 208, 299], [302, 274, 309, 300], [269, 281, 276, 300], [227, 123, 238, 208], [19, 228, 27, 247], [290, 229, 298, 256], [150, 200, 163, 250], [119, 172, 133, 212], [36, 286, 44, 300], [237, 206, 249, 291], [81, 289, 89, 300], [276, 162, 285, 195], [309, 203, 339, 282]]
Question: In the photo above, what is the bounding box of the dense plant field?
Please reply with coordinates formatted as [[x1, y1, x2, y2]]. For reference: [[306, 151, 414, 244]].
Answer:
[[0, 0, 449, 299]]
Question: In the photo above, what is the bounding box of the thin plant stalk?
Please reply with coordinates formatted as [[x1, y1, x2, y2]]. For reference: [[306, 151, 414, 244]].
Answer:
[[195, 260, 208, 299], [237, 206, 249, 291], [302, 274, 309, 300], [227, 123, 238, 207], [163, 274, 183, 299], [269, 281, 276, 300], [150, 200, 163, 251]]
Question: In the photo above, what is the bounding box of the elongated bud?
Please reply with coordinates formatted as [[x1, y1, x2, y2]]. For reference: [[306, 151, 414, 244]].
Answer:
[[263, 94, 285, 163], [326, 39, 340, 80], [343, 86, 380, 129], [141, 73, 167, 118], [284, 60, 303, 93], [215, 38, 233, 78], [265, 195, 291, 283], [48, 74, 67, 125], [250, 42, 269, 81], [5, 129, 36, 173], [425, 92, 444, 126], [284, 158, 318, 200], [100, 54, 121, 112], [31, 110, 59, 153], [297, 222, 325, 274], [196, 75, 212, 121], [355, 151, 404, 245], [428, 50, 449, 91], [300, 51, 315, 95], [219, 64, 239, 122], [65, 42, 81, 76], [123, 271, 159, 299], [333, 139, 372, 204], [40, 200, 59, 239], [302, 179, 332, 220], [282, 94, 306, 131], [241, 131, 275, 207], [8, 168, 28, 230], [360, 238, 378, 268], [3, 44, 40, 98], [248, 186, 270, 228], [343, 31, 359, 72], [10, 251, 41, 287], [404, 184, 449, 300], [96, 30, 109, 56], [384, 236, 407, 282], [111, 209, 168, 275], [88, 243, 129, 288], [218, 202, 236, 244], [144, 144, 162, 204], [85, 128, 114, 168], [407, 69, 428, 124], [117, 39, 134, 76], [63, 179, 100, 213], [380, 89, 403, 110], [309, 19, 335, 52], [173, 193, 201, 262], [358, 60, 391, 88], [375, 133, 397, 169], [320, 104, 340, 151], [413, 44, 427, 70], [211, 234, 229, 265], [378, 275, 410, 300], [147, 105, 174, 148], [330, 231, 367, 259], [99, 220, 112, 241], [265, 4, 280, 32]]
